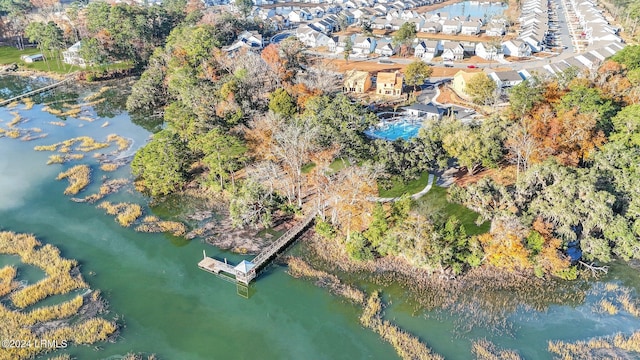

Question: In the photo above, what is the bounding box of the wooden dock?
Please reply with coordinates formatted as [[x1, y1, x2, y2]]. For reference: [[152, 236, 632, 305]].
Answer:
[[198, 210, 318, 285], [0, 77, 73, 107]]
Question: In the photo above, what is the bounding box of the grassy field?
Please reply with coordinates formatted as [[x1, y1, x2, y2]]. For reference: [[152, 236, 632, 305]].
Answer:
[[302, 158, 352, 175], [378, 171, 431, 198], [414, 184, 490, 236], [0, 46, 131, 74]]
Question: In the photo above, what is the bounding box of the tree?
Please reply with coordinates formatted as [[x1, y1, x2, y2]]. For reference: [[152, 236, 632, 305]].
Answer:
[[508, 78, 543, 118], [25, 21, 64, 70], [189, 128, 247, 190], [343, 37, 353, 63], [610, 103, 640, 146], [403, 60, 432, 92], [612, 45, 640, 70], [361, 21, 373, 37], [441, 118, 504, 175], [465, 72, 497, 105], [131, 130, 189, 197], [235, 0, 254, 19], [392, 22, 417, 56], [269, 88, 296, 118]]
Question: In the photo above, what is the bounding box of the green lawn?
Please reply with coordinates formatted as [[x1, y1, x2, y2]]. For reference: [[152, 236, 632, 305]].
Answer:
[[301, 158, 352, 175], [378, 171, 431, 198], [0, 46, 131, 75], [414, 184, 490, 236]]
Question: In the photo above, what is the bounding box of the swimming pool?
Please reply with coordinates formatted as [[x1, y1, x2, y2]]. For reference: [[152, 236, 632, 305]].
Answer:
[[365, 120, 423, 141]]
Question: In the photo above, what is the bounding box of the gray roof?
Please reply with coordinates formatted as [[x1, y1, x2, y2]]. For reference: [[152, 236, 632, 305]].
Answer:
[[492, 70, 523, 82], [404, 103, 441, 114]]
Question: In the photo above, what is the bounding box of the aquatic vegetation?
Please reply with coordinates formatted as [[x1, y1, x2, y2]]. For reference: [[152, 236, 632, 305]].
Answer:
[[35, 136, 110, 153], [49, 121, 66, 127], [22, 97, 34, 110], [548, 330, 640, 359], [0, 265, 17, 297], [135, 216, 187, 237], [286, 257, 365, 304], [6, 129, 20, 138], [8, 111, 23, 127], [360, 291, 443, 360], [80, 178, 129, 203], [472, 339, 522, 360], [56, 165, 91, 195], [7, 100, 19, 108], [107, 134, 131, 151], [98, 201, 143, 227], [79, 116, 95, 122], [598, 299, 618, 315], [619, 293, 640, 317], [84, 86, 112, 102], [47, 154, 84, 165], [102, 121, 110, 128], [100, 163, 120, 171], [47, 355, 71, 360]]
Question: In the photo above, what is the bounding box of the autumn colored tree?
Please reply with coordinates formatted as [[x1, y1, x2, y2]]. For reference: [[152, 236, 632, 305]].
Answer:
[[465, 72, 497, 105], [477, 217, 532, 273]]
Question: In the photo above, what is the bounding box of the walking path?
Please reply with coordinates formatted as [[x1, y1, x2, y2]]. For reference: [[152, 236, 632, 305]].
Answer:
[[369, 173, 435, 202]]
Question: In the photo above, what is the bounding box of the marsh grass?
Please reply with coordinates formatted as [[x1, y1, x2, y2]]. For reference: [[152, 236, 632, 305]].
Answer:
[[101, 121, 110, 128], [360, 291, 444, 360], [286, 257, 365, 304], [598, 299, 618, 315], [285, 256, 441, 360], [35, 136, 110, 153], [22, 97, 34, 110], [8, 111, 23, 127], [83, 86, 112, 102], [56, 165, 91, 195], [472, 339, 522, 360], [47, 154, 84, 165], [100, 163, 120, 172], [79, 116, 95, 122], [80, 178, 129, 203], [135, 216, 187, 237], [7, 100, 19, 109], [97, 201, 143, 227], [106, 134, 131, 152], [548, 330, 640, 359], [49, 121, 66, 127]]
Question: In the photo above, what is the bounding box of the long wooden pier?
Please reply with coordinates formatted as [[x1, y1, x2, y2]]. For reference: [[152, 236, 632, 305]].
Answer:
[[198, 210, 318, 285], [0, 76, 73, 107]]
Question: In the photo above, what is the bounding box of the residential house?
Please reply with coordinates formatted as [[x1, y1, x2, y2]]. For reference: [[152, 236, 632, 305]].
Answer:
[[442, 42, 464, 61], [403, 103, 442, 120], [289, 9, 312, 23], [414, 40, 441, 60], [343, 70, 372, 93], [488, 70, 523, 88], [62, 42, 86, 67], [237, 30, 264, 48], [475, 42, 502, 60], [328, 34, 352, 53], [486, 24, 506, 37], [451, 70, 477, 99], [441, 20, 461, 34], [502, 39, 531, 57], [376, 71, 403, 96], [421, 21, 442, 33], [374, 41, 397, 56], [353, 36, 375, 54], [460, 21, 481, 35]]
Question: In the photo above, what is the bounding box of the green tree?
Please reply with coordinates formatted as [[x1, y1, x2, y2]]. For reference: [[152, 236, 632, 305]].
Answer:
[[189, 128, 247, 190], [269, 88, 296, 117], [610, 104, 640, 146], [403, 60, 432, 92], [465, 72, 497, 105], [346, 232, 374, 261], [392, 22, 417, 49], [343, 37, 353, 63], [131, 130, 189, 197], [361, 21, 373, 37], [25, 21, 65, 70], [612, 45, 640, 70], [508, 78, 543, 118], [235, 0, 254, 19], [557, 83, 618, 131], [441, 118, 504, 175]]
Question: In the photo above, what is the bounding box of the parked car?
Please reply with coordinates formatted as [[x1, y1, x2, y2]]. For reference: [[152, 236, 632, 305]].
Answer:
[[467, 64, 477, 69]]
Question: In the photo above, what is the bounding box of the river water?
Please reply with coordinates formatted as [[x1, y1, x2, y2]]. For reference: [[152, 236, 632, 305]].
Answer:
[[1, 77, 639, 360]]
